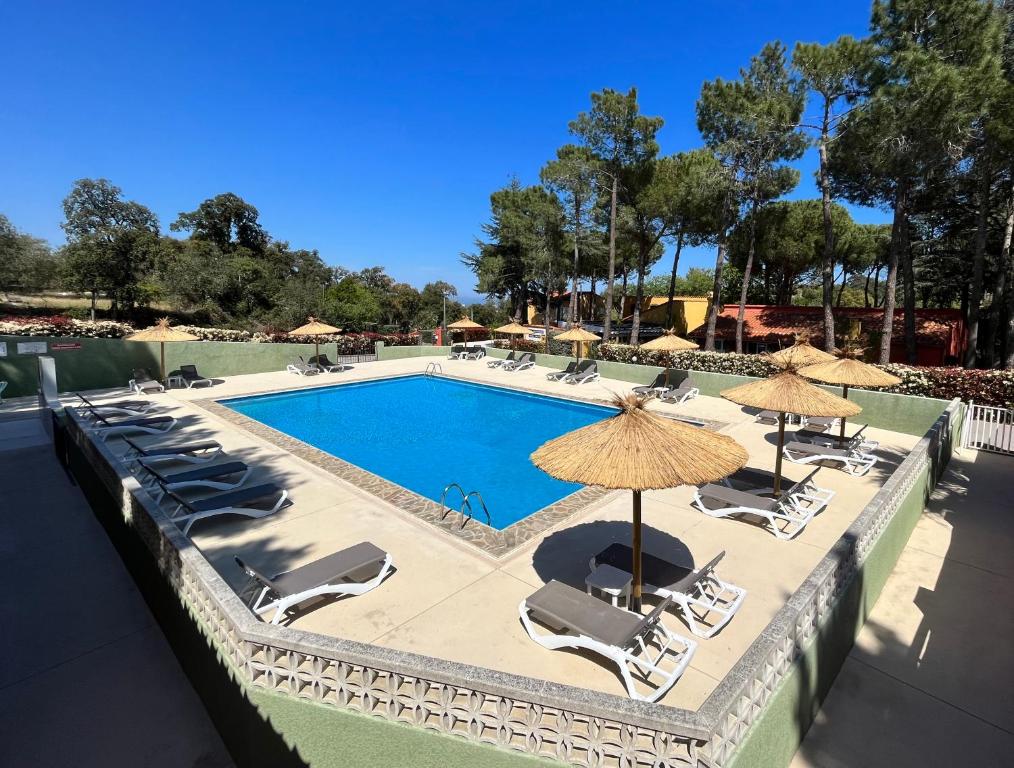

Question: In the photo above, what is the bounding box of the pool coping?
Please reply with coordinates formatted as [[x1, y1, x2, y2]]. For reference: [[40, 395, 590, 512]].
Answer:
[[191, 372, 636, 559]]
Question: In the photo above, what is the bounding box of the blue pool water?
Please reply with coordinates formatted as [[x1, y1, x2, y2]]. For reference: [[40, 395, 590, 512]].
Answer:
[[221, 376, 616, 529]]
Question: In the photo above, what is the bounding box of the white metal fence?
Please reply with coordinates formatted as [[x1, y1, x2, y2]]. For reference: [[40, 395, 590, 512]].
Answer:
[[962, 402, 1014, 455]]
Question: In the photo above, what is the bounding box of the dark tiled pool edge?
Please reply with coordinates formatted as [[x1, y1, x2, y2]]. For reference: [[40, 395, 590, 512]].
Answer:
[[192, 397, 614, 558]]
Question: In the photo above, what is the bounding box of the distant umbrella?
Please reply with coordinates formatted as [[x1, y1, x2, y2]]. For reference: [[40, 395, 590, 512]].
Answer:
[[494, 321, 529, 350], [289, 317, 342, 367], [639, 328, 700, 387], [769, 333, 836, 368], [799, 353, 901, 440], [553, 324, 601, 363], [532, 393, 748, 611], [721, 368, 861, 496], [447, 316, 485, 352], [125, 318, 199, 383]]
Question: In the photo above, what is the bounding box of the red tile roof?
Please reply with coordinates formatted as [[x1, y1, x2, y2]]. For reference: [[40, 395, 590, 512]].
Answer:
[[687, 305, 965, 358]]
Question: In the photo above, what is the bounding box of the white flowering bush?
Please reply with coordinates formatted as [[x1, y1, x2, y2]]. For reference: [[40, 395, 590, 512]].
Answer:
[[596, 343, 778, 377], [0, 315, 134, 338], [175, 325, 252, 342]]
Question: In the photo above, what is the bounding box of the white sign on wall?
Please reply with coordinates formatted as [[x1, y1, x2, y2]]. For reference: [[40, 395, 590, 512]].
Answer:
[[16, 341, 47, 355], [0, 342, 6, 357]]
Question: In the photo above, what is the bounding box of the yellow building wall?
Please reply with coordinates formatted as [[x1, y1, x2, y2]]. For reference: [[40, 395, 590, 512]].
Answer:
[[625, 297, 711, 334]]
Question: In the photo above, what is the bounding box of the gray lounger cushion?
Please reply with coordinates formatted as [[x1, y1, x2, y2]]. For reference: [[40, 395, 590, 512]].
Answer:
[[265, 542, 389, 597], [148, 460, 248, 485], [524, 580, 672, 648], [783, 440, 851, 458], [697, 484, 780, 512], [94, 413, 173, 428], [126, 437, 220, 457], [171, 483, 284, 513]]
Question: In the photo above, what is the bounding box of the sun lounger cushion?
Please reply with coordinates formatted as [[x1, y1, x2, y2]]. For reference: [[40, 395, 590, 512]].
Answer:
[[147, 461, 248, 485], [126, 437, 220, 457], [174, 483, 283, 513], [524, 580, 671, 648], [268, 542, 389, 597], [594, 543, 724, 597]]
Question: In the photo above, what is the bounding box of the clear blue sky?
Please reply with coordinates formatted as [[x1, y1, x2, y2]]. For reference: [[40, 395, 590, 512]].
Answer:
[[1, 1, 885, 303]]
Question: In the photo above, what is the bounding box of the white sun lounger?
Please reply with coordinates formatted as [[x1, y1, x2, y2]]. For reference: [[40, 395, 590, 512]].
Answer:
[[520, 580, 696, 702], [236, 542, 394, 625], [721, 467, 836, 513], [793, 426, 879, 453], [782, 441, 878, 476], [591, 544, 746, 639], [128, 368, 165, 395], [165, 483, 289, 535], [547, 361, 579, 381], [693, 483, 818, 540], [286, 358, 320, 376], [139, 460, 253, 501], [564, 361, 599, 385], [488, 351, 515, 368], [502, 353, 535, 372], [122, 436, 223, 465], [90, 412, 177, 442], [658, 377, 699, 404]]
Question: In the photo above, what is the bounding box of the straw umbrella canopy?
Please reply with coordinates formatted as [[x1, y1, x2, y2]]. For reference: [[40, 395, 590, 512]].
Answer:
[[639, 328, 700, 387], [289, 317, 342, 366], [125, 318, 199, 383], [768, 333, 836, 368], [721, 370, 861, 496], [531, 394, 748, 611], [447, 316, 484, 351], [799, 356, 901, 439], [494, 321, 529, 351], [553, 324, 601, 363]]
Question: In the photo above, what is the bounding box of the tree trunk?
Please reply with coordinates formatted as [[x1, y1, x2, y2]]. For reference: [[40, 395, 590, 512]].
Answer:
[[1001, 187, 1014, 368], [864, 270, 872, 308], [90, 290, 97, 322], [602, 176, 618, 341], [873, 267, 881, 308], [589, 275, 597, 322], [879, 180, 907, 365], [705, 195, 733, 352], [965, 153, 991, 368], [630, 241, 649, 346], [665, 228, 685, 329], [818, 102, 836, 352], [735, 194, 760, 354], [836, 276, 848, 306], [901, 213, 916, 364], [570, 197, 581, 326]]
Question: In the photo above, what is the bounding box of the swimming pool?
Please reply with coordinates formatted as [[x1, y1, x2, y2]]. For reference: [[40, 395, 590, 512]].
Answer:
[[221, 376, 616, 529]]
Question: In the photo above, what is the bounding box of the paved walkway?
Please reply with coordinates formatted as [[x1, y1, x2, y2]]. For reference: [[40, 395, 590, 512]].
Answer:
[[792, 449, 1014, 768], [0, 413, 233, 768]]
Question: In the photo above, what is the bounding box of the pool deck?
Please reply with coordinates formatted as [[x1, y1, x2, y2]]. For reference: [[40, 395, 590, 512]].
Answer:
[[73, 357, 919, 709]]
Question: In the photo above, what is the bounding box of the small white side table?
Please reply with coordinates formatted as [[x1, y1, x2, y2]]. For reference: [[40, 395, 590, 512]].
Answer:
[[166, 375, 184, 389], [585, 564, 632, 608]]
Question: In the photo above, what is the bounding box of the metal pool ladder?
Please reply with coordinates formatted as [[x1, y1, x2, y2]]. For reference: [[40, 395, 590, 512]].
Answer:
[[424, 362, 443, 375], [439, 483, 492, 527]]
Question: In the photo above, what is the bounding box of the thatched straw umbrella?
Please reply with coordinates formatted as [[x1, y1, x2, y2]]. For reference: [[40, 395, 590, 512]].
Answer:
[[799, 355, 901, 439], [289, 317, 342, 366], [639, 328, 700, 387], [553, 324, 601, 363], [768, 333, 836, 368], [721, 370, 861, 496], [447, 316, 485, 352], [125, 318, 199, 383], [494, 321, 529, 351], [531, 394, 748, 611]]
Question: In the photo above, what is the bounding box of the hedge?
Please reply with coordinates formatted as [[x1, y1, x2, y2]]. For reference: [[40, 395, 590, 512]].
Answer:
[[596, 343, 1014, 407]]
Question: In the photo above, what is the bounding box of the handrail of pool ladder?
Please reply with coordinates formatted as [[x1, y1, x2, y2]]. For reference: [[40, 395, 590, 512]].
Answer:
[[424, 362, 443, 375], [439, 482, 468, 516], [460, 490, 492, 527]]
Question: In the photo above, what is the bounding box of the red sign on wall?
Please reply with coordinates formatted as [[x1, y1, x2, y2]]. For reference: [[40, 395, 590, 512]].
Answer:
[[50, 342, 82, 351]]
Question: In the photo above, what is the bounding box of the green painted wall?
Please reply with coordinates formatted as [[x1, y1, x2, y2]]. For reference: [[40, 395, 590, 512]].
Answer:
[[0, 335, 343, 397], [726, 403, 962, 768], [376, 343, 452, 359]]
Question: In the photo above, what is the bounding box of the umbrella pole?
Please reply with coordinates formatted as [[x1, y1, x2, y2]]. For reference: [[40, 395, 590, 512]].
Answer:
[[840, 385, 850, 440], [160, 342, 166, 384], [631, 490, 642, 613], [774, 412, 786, 497]]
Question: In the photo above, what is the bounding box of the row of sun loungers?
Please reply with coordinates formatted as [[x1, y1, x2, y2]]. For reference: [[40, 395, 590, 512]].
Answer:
[[448, 345, 487, 360], [287, 354, 349, 375], [632, 373, 700, 404]]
